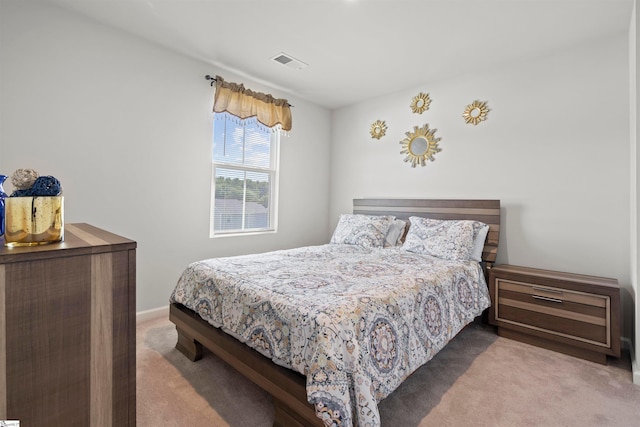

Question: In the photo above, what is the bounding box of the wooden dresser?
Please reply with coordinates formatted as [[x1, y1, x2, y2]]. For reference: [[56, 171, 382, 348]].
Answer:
[[488, 264, 620, 364], [0, 223, 136, 426]]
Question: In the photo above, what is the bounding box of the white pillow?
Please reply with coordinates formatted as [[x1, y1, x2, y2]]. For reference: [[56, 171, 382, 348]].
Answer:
[[330, 214, 394, 248], [402, 217, 476, 261], [384, 219, 407, 247], [470, 222, 490, 262]]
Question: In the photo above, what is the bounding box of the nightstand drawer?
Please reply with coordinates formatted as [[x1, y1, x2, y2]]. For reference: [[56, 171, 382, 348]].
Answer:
[[496, 278, 610, 347], [498, 280, 606, 307]]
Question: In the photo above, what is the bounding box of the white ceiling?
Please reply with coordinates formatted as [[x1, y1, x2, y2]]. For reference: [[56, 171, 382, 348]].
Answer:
[[47, 0, 633, 109]]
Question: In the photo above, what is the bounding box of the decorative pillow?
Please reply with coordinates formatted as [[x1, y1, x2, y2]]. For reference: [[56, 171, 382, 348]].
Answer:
[[330, 214, 393, 248], [384, 219, 407, 247], [470, 222, 490, 262], [402, 217, 476, 261]]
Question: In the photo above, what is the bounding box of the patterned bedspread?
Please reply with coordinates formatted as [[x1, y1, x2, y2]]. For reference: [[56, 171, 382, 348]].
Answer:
[[170, 244, 490, 427]]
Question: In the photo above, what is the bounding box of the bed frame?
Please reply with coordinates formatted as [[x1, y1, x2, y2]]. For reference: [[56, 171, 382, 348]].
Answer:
[[169, 199, 501, 427]]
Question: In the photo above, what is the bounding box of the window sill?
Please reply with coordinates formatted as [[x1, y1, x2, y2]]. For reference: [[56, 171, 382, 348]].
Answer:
[[210, 229, 277, 239]]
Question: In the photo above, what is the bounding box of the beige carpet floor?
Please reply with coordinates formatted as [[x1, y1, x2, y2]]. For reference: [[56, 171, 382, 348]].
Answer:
[[137, 316, 640, 426]]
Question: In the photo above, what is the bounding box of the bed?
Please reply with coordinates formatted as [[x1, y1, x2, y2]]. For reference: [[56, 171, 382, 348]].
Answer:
[[169, 198, 500, 427]]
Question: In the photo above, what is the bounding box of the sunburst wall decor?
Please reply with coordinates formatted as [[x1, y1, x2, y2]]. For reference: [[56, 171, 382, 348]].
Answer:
[[410, 92, 431, 114], [399, 124, 441, 168], [462, 100, 490, 125], [369, 120, 387, 139]]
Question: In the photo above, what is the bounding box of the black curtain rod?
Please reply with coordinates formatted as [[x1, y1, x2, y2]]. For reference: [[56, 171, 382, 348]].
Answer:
[[205, 75, 293, 107], [205, 75, 217, 86]]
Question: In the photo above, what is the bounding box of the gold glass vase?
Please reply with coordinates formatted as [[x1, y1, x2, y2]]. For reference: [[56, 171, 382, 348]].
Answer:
[[3, 196, 64, 247]]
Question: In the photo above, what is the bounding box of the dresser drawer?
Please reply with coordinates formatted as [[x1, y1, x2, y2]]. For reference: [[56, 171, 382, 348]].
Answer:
[[495, 279, 610, 348]]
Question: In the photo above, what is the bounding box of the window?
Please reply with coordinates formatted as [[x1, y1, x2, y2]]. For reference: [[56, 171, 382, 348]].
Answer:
[[210, 112, 280, 236]]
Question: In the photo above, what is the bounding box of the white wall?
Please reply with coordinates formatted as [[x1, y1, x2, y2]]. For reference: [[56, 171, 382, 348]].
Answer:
[[0, 1, 331, 311], [330, 35, 633, 337]]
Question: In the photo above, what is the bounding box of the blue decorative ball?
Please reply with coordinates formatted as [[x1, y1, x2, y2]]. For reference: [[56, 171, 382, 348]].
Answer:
[[10, 175, 62, 197], [30, 176, 62, 196]]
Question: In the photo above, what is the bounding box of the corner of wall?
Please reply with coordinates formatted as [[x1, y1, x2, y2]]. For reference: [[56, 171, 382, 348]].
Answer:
[[622, 336, 640, 383], [634, 0, 640, 387]]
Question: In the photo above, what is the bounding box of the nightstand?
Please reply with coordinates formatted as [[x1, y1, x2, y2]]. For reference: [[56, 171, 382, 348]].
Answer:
[[488, 264, 620, 364]]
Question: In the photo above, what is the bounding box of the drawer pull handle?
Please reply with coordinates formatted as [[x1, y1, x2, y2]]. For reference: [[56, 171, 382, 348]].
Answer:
[[532, 286, 563, 295], [532, 295, 563, 304]]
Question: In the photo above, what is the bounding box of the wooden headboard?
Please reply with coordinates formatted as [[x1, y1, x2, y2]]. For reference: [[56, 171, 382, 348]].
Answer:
[[353, 198, 501, 265]]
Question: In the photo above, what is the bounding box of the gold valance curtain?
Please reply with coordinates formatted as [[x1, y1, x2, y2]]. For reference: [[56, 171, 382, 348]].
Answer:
[[213, 75, 292, 131]]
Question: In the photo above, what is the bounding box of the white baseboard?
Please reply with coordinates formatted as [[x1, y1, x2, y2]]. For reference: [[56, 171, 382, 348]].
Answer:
[[632, 347, 640, 385], [136, 305, 169, 323], [622, 337, 640, 385]]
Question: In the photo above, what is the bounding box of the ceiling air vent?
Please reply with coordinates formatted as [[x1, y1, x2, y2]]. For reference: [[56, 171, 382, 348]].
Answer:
[[271, 52, 308, 70]]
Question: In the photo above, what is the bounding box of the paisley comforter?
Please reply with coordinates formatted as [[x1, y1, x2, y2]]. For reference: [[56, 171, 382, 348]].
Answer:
[[170, 244, 490, 427]]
